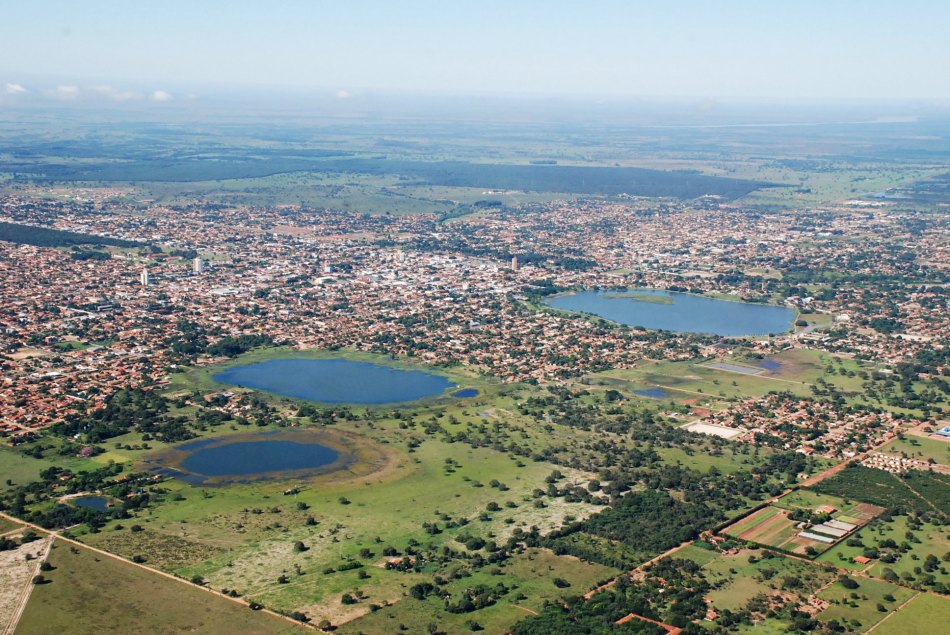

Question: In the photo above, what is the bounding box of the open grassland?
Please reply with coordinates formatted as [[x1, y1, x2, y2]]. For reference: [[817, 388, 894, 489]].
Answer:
[[817, 576, 917, 633], [818, 514, 950, 587], [0, 516, 22, 535], [878, 435, 950, 467], [0, 444, 101, 493], [678, 545, 835, 611], [872, 592, 950, 635], [338, 548, 617, 635], [79, 424, 600, 624], [590, 347, 837, 411], [15, 539, 308, 635], [137, 170, 577, 215]]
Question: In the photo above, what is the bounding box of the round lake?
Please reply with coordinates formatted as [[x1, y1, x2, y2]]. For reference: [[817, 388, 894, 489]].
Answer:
[[545, 289, 795, 336], [145, 431, 352, 485], [180, 439, 339, 477], [212, 358, 456, 404]]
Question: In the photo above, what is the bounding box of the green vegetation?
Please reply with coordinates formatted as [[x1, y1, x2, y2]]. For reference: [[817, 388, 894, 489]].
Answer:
[[872, 592, 950, 635], [877, 435, 950, 467], [0, 221, 140, 248], [811, 466, 950, 518], [16, 540, 308, 634], [817, 575, 916, 633]]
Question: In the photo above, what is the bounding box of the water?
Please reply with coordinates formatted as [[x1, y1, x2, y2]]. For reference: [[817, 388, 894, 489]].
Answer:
[[453, 388, 479, 398], [213, 358, 456, 404], [545, 289, 795, 336], [72, 495, 110, 511], [634, 387, 668, 399], [758, 359, 782, 372], [179, 438, 340, 477]]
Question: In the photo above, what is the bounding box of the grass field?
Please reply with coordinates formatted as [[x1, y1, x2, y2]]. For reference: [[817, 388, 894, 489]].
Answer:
[[337, 549, 617, 635], [817, 576, 917, 633], [872, 592, 950, 635], [0, 516, 22, 535], [877, 435, 950, 467], [678, 545, 835, 612], [16, 539, 308, 635], [591, 347, 837, 411], [79, 427, 600, 623], [818, 514, 950, 586]]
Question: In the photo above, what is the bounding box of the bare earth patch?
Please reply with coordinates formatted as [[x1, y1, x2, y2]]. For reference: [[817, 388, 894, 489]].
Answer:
[[0, 535, 51, 632]]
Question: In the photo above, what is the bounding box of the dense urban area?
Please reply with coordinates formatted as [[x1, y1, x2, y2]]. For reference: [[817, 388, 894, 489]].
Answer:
[[0, 114, 948, 635]]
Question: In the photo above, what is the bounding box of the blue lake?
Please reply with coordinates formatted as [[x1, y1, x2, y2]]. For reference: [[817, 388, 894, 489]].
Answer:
[[545, 289, 795, 336], [179, 438, 340, 477], [453, 388, 479, 398], [213, 358, 456, 404], [72, 495, 110, 511]]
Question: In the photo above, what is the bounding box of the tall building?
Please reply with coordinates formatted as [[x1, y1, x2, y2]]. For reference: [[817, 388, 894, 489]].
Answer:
[[140, 267, 150, 286], [193, 256, 205, 274], [511, 255, 519, 272]]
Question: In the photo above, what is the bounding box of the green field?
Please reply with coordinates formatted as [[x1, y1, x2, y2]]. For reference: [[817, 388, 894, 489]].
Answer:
[[818, 514, 950, 587], [679, 545, 835, 612], [16, 540, 308, 635], [79, 430, 599, 623], [817, 576, 917, 633], [338, 548, 617, 635], [872, 592, 950, 635], [0, 515, 21, 535], [877, 435, 950, 467]]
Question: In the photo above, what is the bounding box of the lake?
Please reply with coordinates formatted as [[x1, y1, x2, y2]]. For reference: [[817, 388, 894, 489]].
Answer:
[[213, 358, 456, 404], [545, 289, 795, 336], [181, 438, 339, 477], [146, 431, 349, 485], [72, 495, 110, 511]]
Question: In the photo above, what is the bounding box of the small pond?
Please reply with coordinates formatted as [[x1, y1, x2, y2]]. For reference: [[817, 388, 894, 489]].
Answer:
[[72, 495, 110, 511]]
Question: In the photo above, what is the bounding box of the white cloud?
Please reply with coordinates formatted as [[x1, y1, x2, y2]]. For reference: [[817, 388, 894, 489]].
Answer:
[[4, 83, 27, 95], [92, 85, 141, 101], [151, 90, 174, 102], [50, 85, 80, 100], [335, 89, 351, 99]]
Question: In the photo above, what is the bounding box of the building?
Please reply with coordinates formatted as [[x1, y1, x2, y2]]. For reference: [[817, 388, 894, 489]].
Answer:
[[511, 256, 518, 272], [140, 268, 150, 286], [193, 256, 205, 274]]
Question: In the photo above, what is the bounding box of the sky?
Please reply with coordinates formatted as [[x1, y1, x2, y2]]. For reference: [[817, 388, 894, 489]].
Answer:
[[2, 1, 949, 104]]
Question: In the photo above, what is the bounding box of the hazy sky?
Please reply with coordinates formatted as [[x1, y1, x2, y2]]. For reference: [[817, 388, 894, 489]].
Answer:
[[2, 1, 948, 102]]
